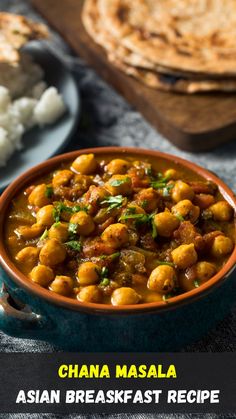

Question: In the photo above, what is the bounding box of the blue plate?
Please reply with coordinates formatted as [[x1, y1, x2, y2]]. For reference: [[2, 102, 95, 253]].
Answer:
[[0, 42, 80, 191]]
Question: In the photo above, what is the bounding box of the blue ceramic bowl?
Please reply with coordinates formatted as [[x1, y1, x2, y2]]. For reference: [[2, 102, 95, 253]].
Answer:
[[0, 147, 235, 351]]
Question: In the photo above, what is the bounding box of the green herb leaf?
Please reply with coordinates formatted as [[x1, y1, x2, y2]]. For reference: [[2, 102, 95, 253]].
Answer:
[[53, 202, 88, 222], [101, 266, 109, 278], [110, 252, 120, 260], [101, 195, 125, 211], [100, 278, 110, 287], [119, 213, 149, 222], [45, 186, 53, 198], [145, 167, 153, 176], [163, 183, 174, 197], [141, 199, 148, 209], [194, 280, 200, 288], [155, 260, 175, 267], [40, 229, 48, 240], [110, 177, 130, 187], [68, 223, 78, 235], [52, 221, 61, 228], [65, 241, 82, 252], [175, 213, 185, 222], [151, 219, 158, 239]]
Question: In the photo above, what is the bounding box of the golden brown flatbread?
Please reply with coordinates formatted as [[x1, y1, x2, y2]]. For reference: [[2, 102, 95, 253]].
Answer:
[[82, 0, 236, 92], [82, 0, 218, 80], [0, 12, 49, 63], [97, 0, 236, 76], [110, 56, 236, 94]]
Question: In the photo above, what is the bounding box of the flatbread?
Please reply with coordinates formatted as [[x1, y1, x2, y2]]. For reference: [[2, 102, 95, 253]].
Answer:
[[82, 0, 222, 80], [0, 12, 48, 63], [98, 0, 236, 76], [82, 0, 236, 92], [110, 56, 236, 93]]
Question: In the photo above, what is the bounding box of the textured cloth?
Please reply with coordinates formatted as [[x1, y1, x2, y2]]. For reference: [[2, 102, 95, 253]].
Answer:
[[0, 1, 236, 417]]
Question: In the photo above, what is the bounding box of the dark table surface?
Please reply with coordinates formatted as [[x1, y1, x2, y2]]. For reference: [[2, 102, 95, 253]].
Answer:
[[0, 0, 236, 417]]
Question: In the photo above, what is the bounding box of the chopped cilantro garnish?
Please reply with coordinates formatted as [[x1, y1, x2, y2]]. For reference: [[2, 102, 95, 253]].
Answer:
[[68, 223, 78, 235], [145, 167, 153, 176], [100, 278, 110, 287], [110, 177, 130, 187], [194, 280, 200, 288], [40, 229, 48, 240], [52, 221, 61, 228], [53, 202, 88, 222], [119, 213, 149, 222], [126, 207, 137, 215], [175, 213, 185, 222], [65, 241, 82, 252], [101, 195, 125, 211], [163, 183, 174, 197], [101, 266, 109, 278], [119, 211, 158, 238], [99, 266, 110, 286], [45, 186, 53, 198], [151, 218, 158, 239], [141, 199, 148, 209], [110, 252, 120, 260], [155, 260, 175, 267]]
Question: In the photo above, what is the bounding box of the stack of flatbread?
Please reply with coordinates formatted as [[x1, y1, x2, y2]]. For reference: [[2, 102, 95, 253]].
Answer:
[[82, 0, 236, 93], [0, 12, 48, 64]]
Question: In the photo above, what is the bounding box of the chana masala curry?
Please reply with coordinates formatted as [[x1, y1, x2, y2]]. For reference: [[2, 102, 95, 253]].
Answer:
[[5, 153, 235, 306]]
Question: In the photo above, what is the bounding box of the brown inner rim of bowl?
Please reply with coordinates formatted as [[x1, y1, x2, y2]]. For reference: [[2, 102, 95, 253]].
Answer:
[[0, 147, 236, 315]]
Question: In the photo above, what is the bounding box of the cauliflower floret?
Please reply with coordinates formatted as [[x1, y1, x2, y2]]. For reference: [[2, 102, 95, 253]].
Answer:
[[11, 97, 37, 129], [34, 87, 66, 126]]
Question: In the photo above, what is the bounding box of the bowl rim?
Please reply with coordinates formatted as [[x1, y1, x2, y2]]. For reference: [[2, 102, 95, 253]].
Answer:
[[0, 146, 236, 315]]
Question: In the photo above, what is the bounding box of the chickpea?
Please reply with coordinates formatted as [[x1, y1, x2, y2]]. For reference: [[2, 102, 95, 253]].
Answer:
[[172, 180, 194, 203], [171, 244, 198, 269], [179, 261, 216, 292], [28, 184, 52, 207], [15, 247, 39, 268], [50, 275, 74, 296], [135, 188, 159, 212], [15, 223, 44, 239], [29, 265, 54, 287], [77, 262, 100, 285], [71, 153, 97, 175], [77, 285, 102, 303], [70, 211, 95, 236], [39, 238, 67, 266], [73, 174, 93, 190], [111, 287, 141, 305], [147, 265, 176, 294], [171, 200, 200, 224], [208, 201, 233, 222], [101, 223, 129, 248], [154, 211, 179, 237], [164, 168, 180, 180], [36, 205, 54, 227], [105, 175, 132, 196], [195, 261, 216, 281], [52, 170, 73, 188], [106, 159, 130, 175], [211, 235, 234, 257], [48, 222, 69, 242]]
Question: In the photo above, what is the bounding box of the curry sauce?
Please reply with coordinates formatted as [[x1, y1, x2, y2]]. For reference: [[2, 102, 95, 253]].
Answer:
[[5, 153, 235, 305]]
